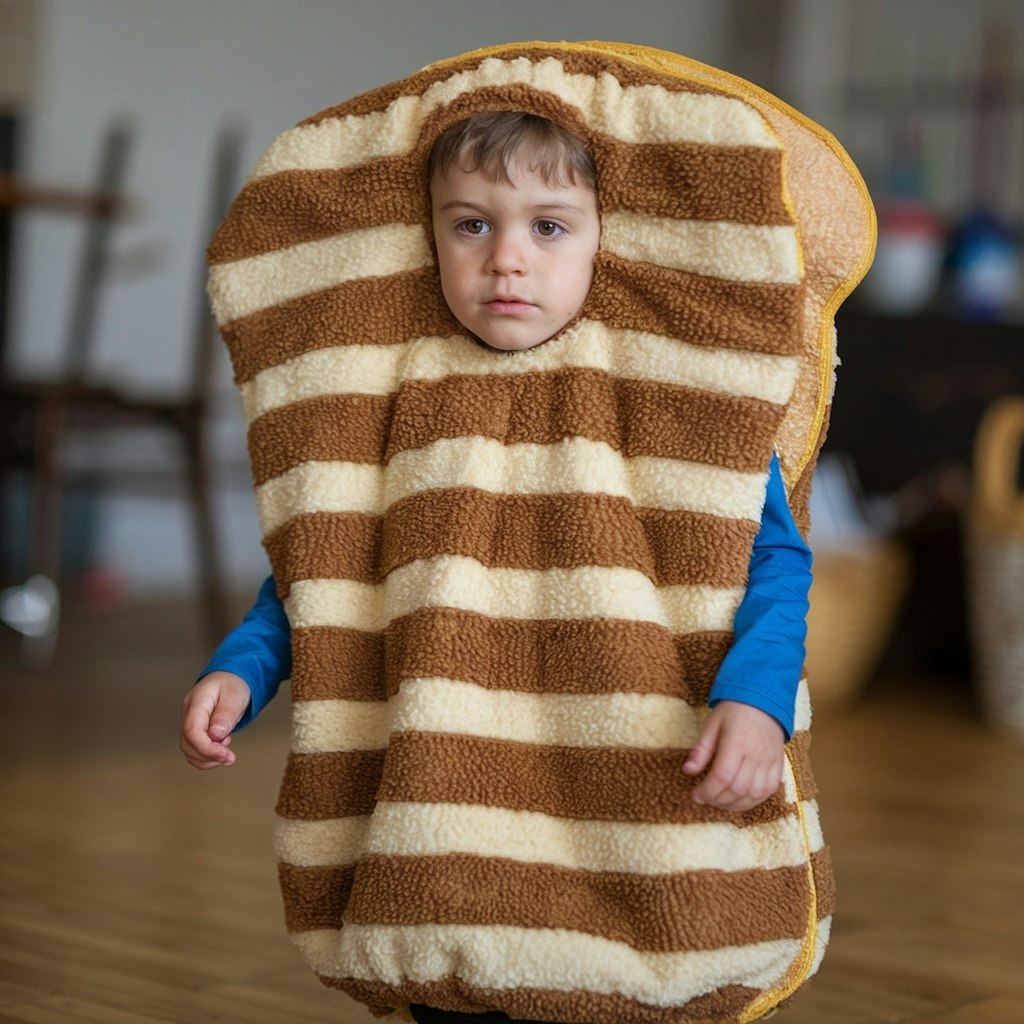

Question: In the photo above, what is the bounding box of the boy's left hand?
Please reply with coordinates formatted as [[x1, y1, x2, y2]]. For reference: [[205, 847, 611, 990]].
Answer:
[[681, 700, 786, 812]]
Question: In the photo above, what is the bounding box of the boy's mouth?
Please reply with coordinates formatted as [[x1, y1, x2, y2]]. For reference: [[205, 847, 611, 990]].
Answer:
[[484, 297, 535, 314]]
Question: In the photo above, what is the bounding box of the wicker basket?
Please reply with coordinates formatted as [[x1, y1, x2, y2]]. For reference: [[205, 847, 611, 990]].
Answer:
[[966, 396, 1024, 736], [805, 540, 911, 708]]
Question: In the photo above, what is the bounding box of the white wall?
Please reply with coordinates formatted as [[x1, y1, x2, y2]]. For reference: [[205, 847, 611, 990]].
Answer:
[[10, 0, 731, 594]]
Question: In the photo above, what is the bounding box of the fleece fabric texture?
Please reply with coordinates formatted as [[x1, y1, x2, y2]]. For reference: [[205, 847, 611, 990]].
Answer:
[[206, 41, 875, 1024], [200, 451, 811, 740]]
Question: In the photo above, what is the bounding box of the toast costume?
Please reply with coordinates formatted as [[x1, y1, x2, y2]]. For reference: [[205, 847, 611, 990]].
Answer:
[[207, 42, 875, 1024]]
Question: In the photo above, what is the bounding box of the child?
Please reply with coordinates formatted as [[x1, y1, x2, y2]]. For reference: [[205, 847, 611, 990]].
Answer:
[[183, 110, 811, 1023], [184, 41, 874, 1024], [183, 107, 808, 789]]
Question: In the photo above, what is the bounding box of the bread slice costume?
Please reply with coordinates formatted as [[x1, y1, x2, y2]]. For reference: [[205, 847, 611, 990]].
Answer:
[[207, 41, 875, 1024]]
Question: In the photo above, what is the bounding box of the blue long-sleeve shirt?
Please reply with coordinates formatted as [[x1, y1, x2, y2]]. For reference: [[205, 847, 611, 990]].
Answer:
[[200, 452, 812, 738]]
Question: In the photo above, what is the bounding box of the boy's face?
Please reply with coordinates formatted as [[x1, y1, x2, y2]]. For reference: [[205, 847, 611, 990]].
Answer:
[[430, 160, 600, 352]]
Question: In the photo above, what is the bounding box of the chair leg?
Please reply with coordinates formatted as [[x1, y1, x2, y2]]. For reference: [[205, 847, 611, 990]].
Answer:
[[13, 393, 66, 665], [31, 394, 64, 584], [180, 414, 230, 649]]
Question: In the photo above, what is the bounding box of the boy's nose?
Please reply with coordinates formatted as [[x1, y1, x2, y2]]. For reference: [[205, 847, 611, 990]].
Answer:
[[486, 231, 527, 275]]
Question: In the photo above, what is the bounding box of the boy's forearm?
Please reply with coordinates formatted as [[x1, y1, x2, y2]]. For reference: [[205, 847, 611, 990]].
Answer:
[[710, 454, 811, 740], [195, 574, 291, 730]]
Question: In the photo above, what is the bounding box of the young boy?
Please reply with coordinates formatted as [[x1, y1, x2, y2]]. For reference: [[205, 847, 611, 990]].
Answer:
[[182, 111, 809, 808], [183, 110, 813, 1024]]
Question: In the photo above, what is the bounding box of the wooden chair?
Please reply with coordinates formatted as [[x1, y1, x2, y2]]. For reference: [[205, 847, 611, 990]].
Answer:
[[0, 121, 244, 660]]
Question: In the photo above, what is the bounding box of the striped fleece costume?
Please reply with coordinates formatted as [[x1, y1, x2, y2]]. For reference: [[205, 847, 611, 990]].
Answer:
[[207, 41, 875, 1024]]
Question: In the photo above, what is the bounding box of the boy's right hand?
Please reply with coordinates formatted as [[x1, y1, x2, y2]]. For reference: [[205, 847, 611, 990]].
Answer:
[[180, 671, 251, 769]]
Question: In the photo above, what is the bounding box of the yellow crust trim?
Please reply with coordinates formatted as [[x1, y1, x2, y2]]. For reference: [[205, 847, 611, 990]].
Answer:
[[737, 745, 820, 1023]]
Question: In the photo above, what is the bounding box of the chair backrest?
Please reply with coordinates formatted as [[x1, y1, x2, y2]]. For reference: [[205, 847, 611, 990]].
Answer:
[[64, 121, 133, 384], [62, 119, 244, 404]]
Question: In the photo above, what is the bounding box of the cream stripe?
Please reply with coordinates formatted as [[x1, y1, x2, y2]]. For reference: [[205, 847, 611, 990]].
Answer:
[[251, 95, 423, 179], [240, 321, 800, 422], [256, 440, 769, 536], [276, 815, 370, 867], [256, 463, 383, 535], [289, 681, 816, 757], [603, 211, 801, 284], [293, 922, 802, 1002], [386, 442, 768, 520], [794, 679, 811, 734], [208, 223, 432, 324], [292, 697, 391, 754], [291, 678, 710, 755], [276, 800, 819, 873], [782, 764, 799, 805], [806, 915, 832, 979], [283, 560, 745, 634], [801, 799, 824, 854], [241, 339, 442, 421], [249, 56, 778, 182]]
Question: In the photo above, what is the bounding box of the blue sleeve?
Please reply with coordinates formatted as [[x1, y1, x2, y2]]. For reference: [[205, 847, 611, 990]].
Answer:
[[196, 574, 292, 731], [708, 452, 812, 740]]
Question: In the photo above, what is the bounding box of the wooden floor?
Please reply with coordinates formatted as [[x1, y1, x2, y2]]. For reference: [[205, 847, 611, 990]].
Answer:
[[2, 598, 1024, 1024]]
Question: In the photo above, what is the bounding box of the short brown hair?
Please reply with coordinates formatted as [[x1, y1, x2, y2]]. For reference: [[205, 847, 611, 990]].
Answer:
[[427, 111, 596, 191]]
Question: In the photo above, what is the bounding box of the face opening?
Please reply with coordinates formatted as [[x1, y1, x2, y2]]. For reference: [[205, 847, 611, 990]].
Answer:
[[427, 112, 601, 352]]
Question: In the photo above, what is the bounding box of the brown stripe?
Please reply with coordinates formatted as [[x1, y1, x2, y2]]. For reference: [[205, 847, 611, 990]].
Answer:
[[221, 267, 458, 384], [406, 82, 783, 231], [589, 251, 805, 356], [376, 731, 794, 826], [250, 369, 782, 485], [787, 728, 819, 802], [211, 138, 788, 263], [291, 626, 386, 702], [248, 393, 392, 485], [382, 369, 781, 469], [208, 159, 428, 264], [267, 497, 757, 594], [386, 493, 758, 586], [282, 853, 811, 949], [790, 402, 830, 540], [288, 612, 732, 704], [299, 46, 726, 127], [336, 976, 762, 1024], [276, 748, 385, 820], [272, 724, 815, 827], [812, 846, 835, 919], [265, 513, 381, 594], [598, 141, 790, 224], [675, 630, 735, 701], [279, 861, 356, 933], [220, 255, 801, 386], [280, 731, 793, 827], [637, 506, 757, 588], [212, 61, 783, 271]]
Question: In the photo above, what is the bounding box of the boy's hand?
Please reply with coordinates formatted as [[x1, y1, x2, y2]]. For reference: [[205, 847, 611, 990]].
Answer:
[[180, 671, 251, 770], [681, 701, 786, 812]]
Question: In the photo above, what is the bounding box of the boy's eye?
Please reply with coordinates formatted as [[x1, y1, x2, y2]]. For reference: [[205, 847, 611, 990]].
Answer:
[[458, 218, 490, 235], [534, 220, 565, 238]]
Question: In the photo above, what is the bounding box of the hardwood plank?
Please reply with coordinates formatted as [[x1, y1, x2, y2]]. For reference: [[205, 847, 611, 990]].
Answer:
[[0, 996, 177, 1024], [210, 972, 373, 1023], [776, 966, 982, 1024], [915, 997, 1024, 1023]]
